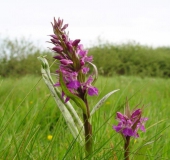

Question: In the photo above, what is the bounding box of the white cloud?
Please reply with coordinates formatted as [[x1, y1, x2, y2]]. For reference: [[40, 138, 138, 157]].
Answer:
[[0, 0, 170, 48]]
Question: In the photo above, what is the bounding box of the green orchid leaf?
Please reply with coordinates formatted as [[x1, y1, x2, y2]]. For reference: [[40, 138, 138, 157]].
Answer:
[[59, 72, 88, 116], [38, 56, 84, 145], [90, 89, 120, 116], [38, 56, 84, 131]]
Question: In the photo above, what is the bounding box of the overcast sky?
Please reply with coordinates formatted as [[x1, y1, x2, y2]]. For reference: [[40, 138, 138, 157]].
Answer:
[[0, 0, 170, 48]]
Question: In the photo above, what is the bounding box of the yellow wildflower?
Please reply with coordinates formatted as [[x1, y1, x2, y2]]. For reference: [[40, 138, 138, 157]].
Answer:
[[106, 101, 110, 105], [47, 135, 53, 141], [134, 139, 137, 144]]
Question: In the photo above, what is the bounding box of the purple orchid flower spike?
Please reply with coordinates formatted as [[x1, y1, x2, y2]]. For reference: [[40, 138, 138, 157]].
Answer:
[[113, 104, 148, 138], [48, 17, 99, 155], [49, 17, 98, 102]]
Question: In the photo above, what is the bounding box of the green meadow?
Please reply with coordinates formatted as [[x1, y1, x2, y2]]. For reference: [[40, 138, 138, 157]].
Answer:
[[0, 38, 170, 159], [0, 75, 170, 159]]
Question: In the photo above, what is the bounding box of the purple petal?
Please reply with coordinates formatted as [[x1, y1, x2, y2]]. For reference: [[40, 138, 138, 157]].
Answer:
[[123, 128, 134, 136], [61, 91, 65, 99], [78, 50, 88, 57], [113, 125, 122, 132], [49, 35, 58, 39], [53, 55, 63, 60], [77, 44, 84, 50], [60, 59, 73, 65], [127, 119, 133, 126], [117, 122, 123, 127], [67, 80, 80, 90], [141, 117, 148, 122], [72, 39, 81, 46], [51, 39, 59, 44], [84, 55, 93, 62], [56, 17, 63, 28], [52, 46, 63, 53], [116, 112, 127, 121], [61, 24, 68, 31], [87, 86, 98, 96], [80, 59, 85, 66], [65, 96, 70, 103], [131, 109, 141, 119], [54, 82, 60, 87], [69, 72, 78, 79], [82, 67, 89, 74], [139, 124, 146, 132], [61, 91, 70, 103], [86, 76, 94, 85], [62, 34, 68, 42], [80, 56, 93, 66], [66, 41, 73, 52]]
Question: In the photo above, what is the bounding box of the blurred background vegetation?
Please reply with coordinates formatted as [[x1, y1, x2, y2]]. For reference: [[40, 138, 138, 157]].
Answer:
[[0, 38, 170, 78]]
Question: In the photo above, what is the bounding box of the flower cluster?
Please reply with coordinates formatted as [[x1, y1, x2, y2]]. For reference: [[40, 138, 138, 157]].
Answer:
[[49, 18, 98, 102], [113, 108, 148, 138]]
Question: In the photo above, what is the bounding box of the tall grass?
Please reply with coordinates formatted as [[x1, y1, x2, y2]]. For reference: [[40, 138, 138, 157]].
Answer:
[[0, 75, 170, 159]]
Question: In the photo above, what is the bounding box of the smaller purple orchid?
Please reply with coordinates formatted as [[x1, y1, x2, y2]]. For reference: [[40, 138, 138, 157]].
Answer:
[[113, 101, 148, 160], [113, 103, 148, 138]]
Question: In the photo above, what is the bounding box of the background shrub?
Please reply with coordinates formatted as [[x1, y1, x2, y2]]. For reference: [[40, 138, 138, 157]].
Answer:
[[0, 38, 170, 78], [88, 42, 170, 78], [0, 38, 54, 77]]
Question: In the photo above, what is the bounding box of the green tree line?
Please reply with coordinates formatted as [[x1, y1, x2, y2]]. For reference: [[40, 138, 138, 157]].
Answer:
[[0, 38, 170, 78], [89, 43, 170, 78], [0, 38, 53, 77]]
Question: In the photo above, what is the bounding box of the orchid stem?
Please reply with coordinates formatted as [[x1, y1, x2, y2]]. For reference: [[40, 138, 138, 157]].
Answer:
[[124, 136, 130, 160], [83, 99, 93, 156], [83, 114, 92, 155]]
